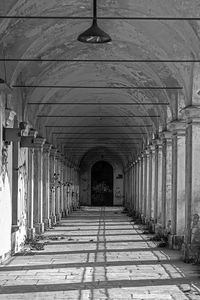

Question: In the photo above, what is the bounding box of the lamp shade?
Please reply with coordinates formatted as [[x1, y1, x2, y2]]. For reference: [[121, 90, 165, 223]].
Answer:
[[78, 20, 112, 44]]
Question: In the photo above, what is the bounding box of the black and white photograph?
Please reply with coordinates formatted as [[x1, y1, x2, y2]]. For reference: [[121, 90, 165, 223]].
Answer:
[[0, 0, 200, 299]]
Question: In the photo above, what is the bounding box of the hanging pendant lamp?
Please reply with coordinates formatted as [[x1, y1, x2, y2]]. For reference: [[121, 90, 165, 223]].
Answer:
[[78, 0, 112, 43]]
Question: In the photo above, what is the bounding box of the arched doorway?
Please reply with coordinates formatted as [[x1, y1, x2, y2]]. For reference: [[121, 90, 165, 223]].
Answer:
[[91, 161, 113, 206]]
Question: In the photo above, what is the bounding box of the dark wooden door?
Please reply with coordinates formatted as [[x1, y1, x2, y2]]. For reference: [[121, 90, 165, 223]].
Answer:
[[91, 161, 113, 206]]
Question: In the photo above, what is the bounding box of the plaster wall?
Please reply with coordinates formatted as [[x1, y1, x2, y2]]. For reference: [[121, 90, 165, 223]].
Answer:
[[0, 94, 12, 261], [0, 90, 29, 262]]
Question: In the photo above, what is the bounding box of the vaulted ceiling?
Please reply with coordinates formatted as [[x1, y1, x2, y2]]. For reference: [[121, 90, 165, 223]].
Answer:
[[1, 0, 200, 166]]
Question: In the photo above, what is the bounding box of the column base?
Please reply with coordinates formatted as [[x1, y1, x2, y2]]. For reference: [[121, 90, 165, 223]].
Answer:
[[168, 234, 184, 250], [142, 219, 155, 233], [51, 215, 57, 225], [56, 213, 62, 222], [27, 228, 36, 240], [64, 208, 68, 216], [44, 218, 52, 230], [34, 223, 45, 234], [181, 242, 199, 263], [155, 223, 164, 236]]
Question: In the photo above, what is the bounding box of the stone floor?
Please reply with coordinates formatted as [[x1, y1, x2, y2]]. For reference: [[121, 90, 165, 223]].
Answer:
[[1, 207, 200, 299]]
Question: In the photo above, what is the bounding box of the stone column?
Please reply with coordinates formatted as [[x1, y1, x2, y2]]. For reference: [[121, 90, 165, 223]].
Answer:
[[63, 161, 68, 216], [125, 168, 129, 209], [145, 149, 150, 222], [129, 165, 133, 211], [150, 144, 156, 224], [160, 132, 172, 232], [137, 159, 140, 216], [156, 140, 163, 227], [4, 110, 18, 232], [60, 156, 65, 217], [167, 121, 186, 248], [142, 152, 147, 219], [33, 137, 46, 234], [182, 107, 200, 249], [43, 143, 52, 229], [68, 163, 73, 213], [135, 160, 139, 214], [147, 147, 152, 222], [55, 153, 62, 221], [66, 163, 70, 214], [131, 165, 134, 210], [128, 165, 132, 212], [27, 148, 35, 239], [176, 126, 186, 237], [132, 162, 136, 212], [139, 156, 143, 218], [171, 132, 178, 236], [154, 144, 159, 223], [49, 148, 57, 225]]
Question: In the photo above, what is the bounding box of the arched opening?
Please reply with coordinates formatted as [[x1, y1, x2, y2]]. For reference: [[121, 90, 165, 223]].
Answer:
[[91, 161, 113, 206]]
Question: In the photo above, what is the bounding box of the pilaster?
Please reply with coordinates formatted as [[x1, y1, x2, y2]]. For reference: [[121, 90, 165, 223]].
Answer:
[[160, 131, 173, 234], [156, 140, 163, 225], [138, 155, 144, 218], [27, 148, 35, 239], [33, 137, 46, 234], [55, 152, 62, 221], [49, 148, 58, 225], [145, 148, 151, 221], [43, 143, 52, 229], [182, 107, 200, 252], [27, 128, 37, 239], [150, 144, 156, 223]]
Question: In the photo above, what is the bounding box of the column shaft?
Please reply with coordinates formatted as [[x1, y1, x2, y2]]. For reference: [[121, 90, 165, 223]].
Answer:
[[33, 137, 45, 234], [27, 148, 35, 239], [147, 149, 152, 220], [143, 155, 147, 217], [43, 143, 52, 229]]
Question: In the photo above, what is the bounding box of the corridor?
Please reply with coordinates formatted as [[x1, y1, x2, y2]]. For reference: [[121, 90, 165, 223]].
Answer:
[[0, 207, 200, 300]]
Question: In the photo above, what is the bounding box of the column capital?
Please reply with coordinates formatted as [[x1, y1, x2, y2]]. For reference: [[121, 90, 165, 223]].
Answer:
[[160, 131, 173, 146], [33, 136, 46, 149], [144, 146, 151, 156], [155, 139, 163, 150], [0, 81, 12, 94], [181, 106, 200, 124], [50, 147, 58, 157], [160, 130, 172, 139], [55, 151, 62, 160], [43, 142, 52, 153], [5, 109, 16, 128], [29, 128, 38, 138], [168, 120, 186, 135], [150, 144, 156, 153], [60, 154, 66, 163]]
